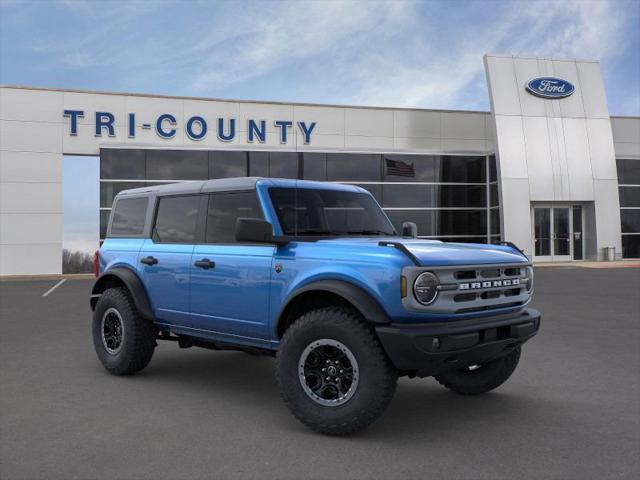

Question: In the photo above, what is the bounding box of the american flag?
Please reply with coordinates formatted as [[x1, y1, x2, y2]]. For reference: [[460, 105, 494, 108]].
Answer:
[[385, 158, 415, 177]]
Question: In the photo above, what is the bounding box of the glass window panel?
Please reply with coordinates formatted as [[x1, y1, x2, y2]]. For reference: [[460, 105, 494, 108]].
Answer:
[[617, 158, 640, 185], [383, 155, 438, 182], [100, 182, 146, 208], [489, 155, 497, 182], [153, 195, 200, 243], [269, 152, 298, 178], [622, 235, 640, 258], [490, 209, 501, 235], [206, 192, 263, 244], [302, 153, 327, 181], [146, 150, 208, 180], [209, 151, 247, 178], [100, 149, 145, 180], [436, 237, 488, 244], [100, 210, 110, 239], [436, 155, 486, 183], [109, 197, 148, 237], [248, 152, 269, 177], [490, 183, 499, 206], [619, 186, 640, 207], [426, 209, 487, 236], [430, 184, 486, 208], [489, 235, 502, 244], [327, 153, 381, 181], [621, 210, 640, 233], [382, 184, 427, 208], [572, 205, 583, 260], [382, 184, 486, 208], [353, 184, 382, 204], [384, 209, 487, 236]]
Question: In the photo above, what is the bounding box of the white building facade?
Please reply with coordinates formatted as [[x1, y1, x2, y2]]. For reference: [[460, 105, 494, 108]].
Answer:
[[1, 54, 639, 275]]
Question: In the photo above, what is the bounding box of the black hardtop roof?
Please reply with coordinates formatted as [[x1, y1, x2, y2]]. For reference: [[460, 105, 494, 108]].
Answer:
[[116, 177, 263, 198], [114, 178, 363, 200]]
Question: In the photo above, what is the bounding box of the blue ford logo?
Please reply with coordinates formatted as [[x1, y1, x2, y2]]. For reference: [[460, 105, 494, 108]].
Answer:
[[526, 77, 575, 99]]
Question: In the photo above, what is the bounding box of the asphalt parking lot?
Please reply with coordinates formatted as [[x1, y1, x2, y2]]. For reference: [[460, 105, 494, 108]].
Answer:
[[1, 267, 639, 480]]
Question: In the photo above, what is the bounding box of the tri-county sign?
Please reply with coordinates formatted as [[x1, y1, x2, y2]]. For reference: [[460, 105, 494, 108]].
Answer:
[[525, 77, 575, 99], [63, 110, 317, 144]]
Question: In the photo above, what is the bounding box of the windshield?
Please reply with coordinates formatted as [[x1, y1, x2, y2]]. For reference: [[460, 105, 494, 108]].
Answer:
[[269, 187, 397, 237]]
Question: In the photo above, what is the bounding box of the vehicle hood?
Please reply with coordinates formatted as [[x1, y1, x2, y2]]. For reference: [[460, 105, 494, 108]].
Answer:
[[314, 237, 529, 266]]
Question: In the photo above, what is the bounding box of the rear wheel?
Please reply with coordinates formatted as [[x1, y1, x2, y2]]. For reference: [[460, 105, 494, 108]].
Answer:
[[276, 307, 397, 435], [434, 347, 521, 395], [92, 287, 157, 375]]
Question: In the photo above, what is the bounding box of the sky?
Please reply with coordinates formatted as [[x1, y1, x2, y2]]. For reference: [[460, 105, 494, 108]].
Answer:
[[1, 0, 639, 113], [1, 0, 639, 253]]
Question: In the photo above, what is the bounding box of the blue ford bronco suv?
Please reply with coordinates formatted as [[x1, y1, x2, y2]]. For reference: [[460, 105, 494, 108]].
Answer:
[[91, 177, 540, 435]]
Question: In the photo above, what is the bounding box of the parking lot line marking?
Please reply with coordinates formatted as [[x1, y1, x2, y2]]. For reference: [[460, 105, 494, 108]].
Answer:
[[42, 279, 66, 297]]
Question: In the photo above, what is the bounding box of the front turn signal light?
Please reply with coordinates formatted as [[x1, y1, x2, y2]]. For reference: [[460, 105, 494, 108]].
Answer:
[[400, 275, 407, 298]]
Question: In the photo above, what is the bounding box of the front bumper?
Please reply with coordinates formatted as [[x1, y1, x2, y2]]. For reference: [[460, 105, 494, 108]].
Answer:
[[375, 308, 541, 377]]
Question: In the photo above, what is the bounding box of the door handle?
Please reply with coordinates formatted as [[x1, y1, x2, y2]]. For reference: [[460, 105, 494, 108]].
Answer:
[[140, 256, 158, 266], [194, 259, 215, 269]]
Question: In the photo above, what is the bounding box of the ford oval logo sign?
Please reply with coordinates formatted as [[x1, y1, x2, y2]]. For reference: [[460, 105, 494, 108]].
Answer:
[[526, 77, 575, 99]]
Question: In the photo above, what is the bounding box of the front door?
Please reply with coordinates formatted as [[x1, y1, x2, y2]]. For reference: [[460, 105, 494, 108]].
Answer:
[[533, 205, 583, 262], [189, 191, 274, 345]]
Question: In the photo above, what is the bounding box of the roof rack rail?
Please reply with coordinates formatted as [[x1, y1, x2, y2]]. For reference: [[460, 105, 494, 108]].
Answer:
[[378, 241, 421, 266]]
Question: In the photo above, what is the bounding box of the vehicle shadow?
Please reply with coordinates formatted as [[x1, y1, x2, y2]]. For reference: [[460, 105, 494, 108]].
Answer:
[[122, 344, 554, 441]]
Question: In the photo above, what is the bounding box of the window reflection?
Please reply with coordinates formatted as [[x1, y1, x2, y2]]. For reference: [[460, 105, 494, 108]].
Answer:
[[147, 150, 208, 180], [99, 149, 500, 243]]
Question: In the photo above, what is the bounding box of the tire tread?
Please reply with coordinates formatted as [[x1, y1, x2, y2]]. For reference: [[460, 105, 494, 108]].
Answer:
[[276, 307, 397, 436]]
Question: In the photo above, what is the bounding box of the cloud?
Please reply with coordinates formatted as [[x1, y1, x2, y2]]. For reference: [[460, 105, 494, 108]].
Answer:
[[2, 0, 637, 114], [186, 1, 415, 93]]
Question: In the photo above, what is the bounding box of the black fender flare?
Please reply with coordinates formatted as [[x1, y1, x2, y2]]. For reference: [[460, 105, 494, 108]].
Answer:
[[90, 267, 155, 321], [277, 279, 390, 333]]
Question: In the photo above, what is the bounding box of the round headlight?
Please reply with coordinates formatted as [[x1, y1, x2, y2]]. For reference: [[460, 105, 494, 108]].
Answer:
[[413, 272, 440, 305], [525, 266, 534, 293]]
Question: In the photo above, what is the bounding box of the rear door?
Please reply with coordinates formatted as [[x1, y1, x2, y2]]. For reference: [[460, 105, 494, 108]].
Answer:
[[189, 191, 274, 345], [139, 194, 204, 327]]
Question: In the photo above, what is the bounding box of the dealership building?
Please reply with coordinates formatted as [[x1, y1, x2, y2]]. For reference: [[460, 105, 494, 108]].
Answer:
[[0, 54, 639, 276]]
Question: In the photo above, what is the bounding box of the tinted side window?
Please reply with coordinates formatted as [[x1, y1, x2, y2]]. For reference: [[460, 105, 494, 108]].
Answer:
[[154, 195, 200, 243], [206, 192, 263, 244], [110, 197, 148, 237]]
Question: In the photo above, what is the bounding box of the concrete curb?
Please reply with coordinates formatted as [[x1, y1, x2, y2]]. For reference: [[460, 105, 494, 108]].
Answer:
[[533, 261, 640, 269], [0, 273, 95, 282]]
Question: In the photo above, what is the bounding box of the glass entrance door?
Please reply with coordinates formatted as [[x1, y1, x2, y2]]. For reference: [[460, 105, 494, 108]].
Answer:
[[534, 208, 552, 260], [552, 207, 571, 261], [533, 205, 583, 262]]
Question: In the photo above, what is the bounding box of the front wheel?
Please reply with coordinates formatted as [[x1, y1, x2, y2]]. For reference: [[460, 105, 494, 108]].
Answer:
[[276, 307, 398, 436], [434, 347, 521, 395]]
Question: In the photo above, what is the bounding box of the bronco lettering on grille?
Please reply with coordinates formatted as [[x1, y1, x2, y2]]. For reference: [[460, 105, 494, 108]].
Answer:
[[459, 279, 520, 290]]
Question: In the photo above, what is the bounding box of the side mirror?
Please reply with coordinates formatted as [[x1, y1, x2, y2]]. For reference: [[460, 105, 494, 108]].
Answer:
[[236, 218, 280, 244], [402, 221, 418, 238]]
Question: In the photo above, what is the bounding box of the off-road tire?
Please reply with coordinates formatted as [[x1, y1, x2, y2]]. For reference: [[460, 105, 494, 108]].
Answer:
[[92, 287, 157, 375], [276, 307, 398, 436], [434, 347, 521, 395]]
